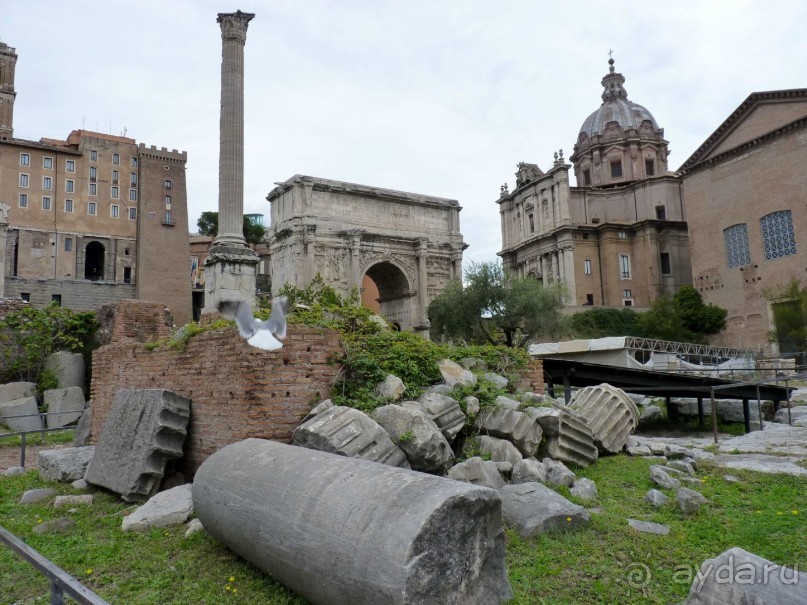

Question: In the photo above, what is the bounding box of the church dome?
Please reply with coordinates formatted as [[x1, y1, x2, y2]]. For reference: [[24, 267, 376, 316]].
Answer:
[[577, 58, 660, 141]]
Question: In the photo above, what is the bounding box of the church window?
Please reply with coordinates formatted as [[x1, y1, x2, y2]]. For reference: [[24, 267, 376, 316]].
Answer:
[[760, 210, 796, 260], [655, 205, 666, 220], [620, 254, 631, 279], [645, 159, 655, 176], [584, 259, 592, 275], [723, 224, 751, 268], [610, 160, 622, 178], [583, 169, 591, 186], [528, 214, 534, 233], [660, 252, 672, 275]]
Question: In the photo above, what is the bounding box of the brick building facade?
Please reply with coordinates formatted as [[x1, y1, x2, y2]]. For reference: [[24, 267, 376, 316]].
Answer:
[[680, 89, 807, 354], [0, 40, 192, 324]]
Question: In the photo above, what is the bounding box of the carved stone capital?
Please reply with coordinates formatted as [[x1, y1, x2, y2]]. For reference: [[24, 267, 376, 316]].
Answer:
[[217, 11, 255, 43]]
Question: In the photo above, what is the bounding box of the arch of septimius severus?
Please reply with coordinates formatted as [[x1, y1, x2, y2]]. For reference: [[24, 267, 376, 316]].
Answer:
[[266, 175, 466, 335]]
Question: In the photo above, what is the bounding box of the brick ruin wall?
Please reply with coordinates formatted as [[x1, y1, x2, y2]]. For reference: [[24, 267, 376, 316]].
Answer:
[[95, 299, 173, 346], [89, 302, 544, 478], [91, 324, 343, 477]]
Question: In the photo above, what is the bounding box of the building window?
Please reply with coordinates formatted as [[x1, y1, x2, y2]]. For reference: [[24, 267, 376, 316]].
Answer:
[[20, 293, 30, 302], [655, 205, 666, 220], [112, 153, 120, 165], [618, 230, 627, 239], [88, 202, 97, 215], [164, 195, 171, 206], [624, 299, 633, 307], [583, 169, 591, 186], [528, 214, 534, 233], [111, 204, 119, 218], [584, 259, 592, 275], [65, 179, 74, 193], [65, 237, 73, 252], [610, 160, 622, 178], [131, 156, 138, 168], [586, 293, 594, 305], [129, 189, 137, 201], [164, 210, 173, 225], [760, 210, 797, 260], [129, 207, 137, 220], [111, 186, 119, 199], [20, 153, 30, 166], [66, 160, 75, 172], [130, 173, 137, 187], [620, 254, 631, 279], [19, 193, 28, 208], [645, 159, 655, 176], [164, 179, 172, 190], [123, 267, 132, 283], [42, 196, 51, 211], [51, 294, 62, 306], [89, 166, 97, 181], [64, 199, 73, 213], [723, 223, 751, 268], [43, 157, 53, 169], [90, 150, 97, 161], [19, 173, 29, 188], [112, 170, 119, 184], [43, 176, 52, 190], [660, 252, 672, 275], [89, 183, 97, 196]]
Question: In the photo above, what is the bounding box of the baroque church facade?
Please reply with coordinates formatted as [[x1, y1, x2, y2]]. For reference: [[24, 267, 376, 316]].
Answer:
[[497, 59, 691, 309]]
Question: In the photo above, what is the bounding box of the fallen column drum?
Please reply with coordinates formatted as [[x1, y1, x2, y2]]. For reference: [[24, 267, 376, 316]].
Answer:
[[192, 439, 513, 605]]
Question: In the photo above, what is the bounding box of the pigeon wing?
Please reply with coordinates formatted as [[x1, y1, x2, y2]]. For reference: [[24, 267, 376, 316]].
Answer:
[[263, 296, 288, 340], [231, 301, 261, 340]]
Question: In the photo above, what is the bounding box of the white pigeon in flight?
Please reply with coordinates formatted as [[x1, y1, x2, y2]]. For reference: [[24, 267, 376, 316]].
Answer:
[[218, 296, 289, 351]]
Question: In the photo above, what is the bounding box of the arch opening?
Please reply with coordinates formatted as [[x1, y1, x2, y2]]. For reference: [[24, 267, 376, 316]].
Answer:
[[84, 241, 105, 281], [362, 261, 413, 330]]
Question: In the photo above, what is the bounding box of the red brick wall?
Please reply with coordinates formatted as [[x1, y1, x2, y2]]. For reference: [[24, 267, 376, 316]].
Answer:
[[516, 358, 545, 394], [90, 324, 343, 477], [95, 300, 173, 346]]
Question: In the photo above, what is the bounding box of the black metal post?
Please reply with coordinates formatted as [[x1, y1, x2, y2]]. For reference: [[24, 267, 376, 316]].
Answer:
[[697, 397, 704, 428], [742, 398, 751, 434]]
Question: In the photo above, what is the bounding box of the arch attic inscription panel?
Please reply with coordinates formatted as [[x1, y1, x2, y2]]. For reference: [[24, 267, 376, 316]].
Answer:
[[267, 175, 465, 333]]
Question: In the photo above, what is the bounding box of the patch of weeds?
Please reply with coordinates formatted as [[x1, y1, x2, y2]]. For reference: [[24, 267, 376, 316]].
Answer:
[[144, 319, 231, 352], [397, 431, 414, 444]]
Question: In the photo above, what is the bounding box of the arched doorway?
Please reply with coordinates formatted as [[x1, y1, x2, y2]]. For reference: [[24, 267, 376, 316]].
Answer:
[[363, 261, 412, 330], [84, 241, 105, 281]]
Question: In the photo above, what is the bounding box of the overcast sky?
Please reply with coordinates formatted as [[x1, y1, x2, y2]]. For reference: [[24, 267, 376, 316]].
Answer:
[[4, 0, 806, 265]]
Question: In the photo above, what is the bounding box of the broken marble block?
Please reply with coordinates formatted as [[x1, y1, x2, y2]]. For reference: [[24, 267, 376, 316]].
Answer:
[[500, 482, 590, 537], [476, 403, 543, 457], [511, 458, 547, 485], [0, 396, 42, 432], [464, 435, 523, 465], [684, 547, 807, 605], [374, 374, 405, 401], [122, 484, 194, 532], [38, 446, 95, 482], [527, 407, 598, 467], [543, 458, 576, 488], [437, 358, 477, 388], [44, 387, 86, 428], [448, 457, 506, 491], [292, 405, 410, 468], [371, 403, 454, 473], [0, 381, 37, 403], [194, 439, 513, 605], [44, 351, 85, 390], [416, 392, 466, 441], [650, 465, 682, 490], [569, 383, 639, 454], [84, 389, 190, 502]]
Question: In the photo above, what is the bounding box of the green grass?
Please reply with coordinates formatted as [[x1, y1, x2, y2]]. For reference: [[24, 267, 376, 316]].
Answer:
[[1, 455, 805, 604], [0, 429, 75, 448]]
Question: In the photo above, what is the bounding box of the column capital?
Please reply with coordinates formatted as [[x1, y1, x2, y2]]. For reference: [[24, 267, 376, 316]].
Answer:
[[217, 11, 255, 43]]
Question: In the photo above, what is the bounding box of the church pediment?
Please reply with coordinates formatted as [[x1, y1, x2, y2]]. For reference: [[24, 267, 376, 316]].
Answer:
[[680, 89, 807, 171]]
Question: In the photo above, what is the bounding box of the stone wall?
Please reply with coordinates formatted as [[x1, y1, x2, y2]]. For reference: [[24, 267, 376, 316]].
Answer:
[[5, 277, 136, 311], [90, 324, 344, 477]]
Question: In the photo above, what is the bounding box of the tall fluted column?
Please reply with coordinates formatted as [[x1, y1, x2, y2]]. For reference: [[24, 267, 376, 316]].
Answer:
[[215, 10, 254, 247], [203, 11, 259, 314]]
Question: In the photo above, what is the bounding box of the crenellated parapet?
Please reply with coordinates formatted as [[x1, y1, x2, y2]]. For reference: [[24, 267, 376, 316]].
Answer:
[[137, 143, 187, 164]]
